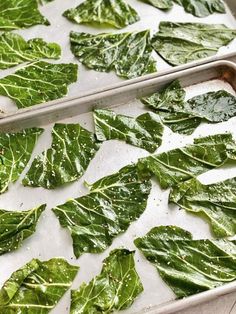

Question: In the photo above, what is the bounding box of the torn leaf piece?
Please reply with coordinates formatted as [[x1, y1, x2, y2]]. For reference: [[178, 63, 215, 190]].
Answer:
[[152, 22, 236, 66], [94, 109, 163, 153], [63, 0, 140, 29], [52, 164, 151, 258], [170, 178, 236, 237], [138, 133, 236, 189], [23, 123, 100, 189], [70, 30, 156, 79], [0, 204, 46, 255], [0, 0, 50, 31], [0, 127, 44, 194], [0, 258, 79, 313], [140, 0, 173, 10], [0, 32, 61, 70], [71, 249, 143, 313], [134, 226, 236, 298], [0, 61, 78, 109]]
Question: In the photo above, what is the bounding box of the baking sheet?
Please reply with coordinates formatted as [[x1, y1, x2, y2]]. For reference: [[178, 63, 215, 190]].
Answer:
[[0, 0, 236, 115], [0, 61, 236, 314]]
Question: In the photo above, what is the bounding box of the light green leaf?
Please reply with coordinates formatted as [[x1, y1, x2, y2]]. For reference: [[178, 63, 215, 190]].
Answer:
[[0, 32, 61, 70], [0, 0, 50, 31], [0, 204, 45, 255], [70, 249, 143, 313], [0, 258, 79, 313], [0, 61, 78, 109], [0, 127, 43, 194], [70, 30, 156, 79], [140, 0, 173, 10], [134, 225, 236, 298], [138, 133, 236, 189], [23, 123, 100, 189], [174, 0, 225, 17], [170, 178, 236, 237], [63, 0, 140, 29], [94, 109, 163, 152], [52, 164, 151, 258], [152, 22, 236, 66]]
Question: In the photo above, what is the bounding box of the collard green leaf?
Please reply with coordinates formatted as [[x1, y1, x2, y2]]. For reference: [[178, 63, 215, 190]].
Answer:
[[0, 204, 45, 255], [0, 127, 43, 194], [0, 258, 79, 313], [71, 249, 143, 313], [23, 123, 100, 189], [70, 30, 156, 79], [52, 164, 151, 258], [134, 226, 236, 298], [0, 61, 78, 109], [63, 0, 140, 29], [174, 0, 225, 17], [138, 133, 236, 189], [152, 22, 236, 66], [0, 0, 50, 31], [0, 32, 61, 70], [94, 109, 163, 153], [140, 0, 173, 10], [170, 178, 236, 237]]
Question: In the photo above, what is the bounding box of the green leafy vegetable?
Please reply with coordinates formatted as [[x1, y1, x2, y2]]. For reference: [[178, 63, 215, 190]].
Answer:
[[64, 0, 140, 29], [141, 80, 201, 135], [0, 61, 78, 109], [152, 22, 236, 66], [0, 32, 61, 70], [94, 109, 163, 152], [0, 0, 50, 31], [170, 178, 236, 237], [138, 133, 236, 189], [23, 123, 100, 189], [0, 258, 79, 313], [0, 204, 45, 255], [140, 0, 225, 17], [0, 127, 43, 194], [134, 225, 236, 298], [70, 30, 156, 79], [53, 164, 151, 258], [71, 249, 143, 313]]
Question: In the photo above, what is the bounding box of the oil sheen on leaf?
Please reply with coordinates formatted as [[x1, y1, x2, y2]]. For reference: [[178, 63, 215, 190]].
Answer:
[[63, 0, 140, 29], [135, 225, 236, 298], [0, 61, 78, 109], [0, 0, 50, 31], [70, 30, 156, 79], [138, 133, 236, 189], [52, 164, 151, 258], [152, 22, 236, 66], [23, 123, 100, 189], [71, 249, 143, 313], [0, 32, 61, 70], [0, 258, 79, 313], [94, 109, 163, 152], [170, 178, 236, 237], [0, 127, 44, 194], [0, 204, 46, 255]]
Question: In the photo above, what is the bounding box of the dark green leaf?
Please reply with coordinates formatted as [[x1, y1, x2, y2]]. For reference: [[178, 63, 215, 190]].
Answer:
[[174, 0, 225, 17], [170, 178, 236, 237], [0, 258, 79, 313], [70, 30, 156, 79], [63, 0, 140, 29], [0, 127, 43, 194], [0, 204, 45, 255], [0, 0, 50, 31], [137, 133, 236, 189], [0, 61, 78, 109], [0, 32, 61, 70], [134, 225, 236, 298], [52, 164, 151, 258], [140, 0, 173, 10], [152, 22, 236, 66], [71, 249, 143, 313], [23, 123, 100, 189], [94, 109, 163, 153]]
